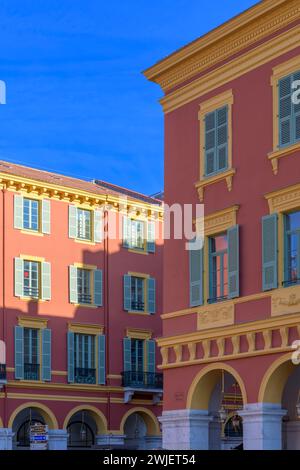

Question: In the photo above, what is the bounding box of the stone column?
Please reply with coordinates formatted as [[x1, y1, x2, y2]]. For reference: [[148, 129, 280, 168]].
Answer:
[[159, 409, 212, 450], [284, 421, 300, 450], [96, 434, 125, 447], [48, 429, 68, 450], [145, 435, 162, 450], [240, 403, 286, 450], [0, 428, 13, 450]]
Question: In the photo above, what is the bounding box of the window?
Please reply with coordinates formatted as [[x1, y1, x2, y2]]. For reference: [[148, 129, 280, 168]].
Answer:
[[69, 206, 102, 243], [74, 334, 96, 384], [278, 70, 300, 148], [23, 261, 40, 299], [77, 268, 92, 304], [123, 217, 156, 253], [130, 220, 144, 250], [23, 198, 39, 231], [77, 209, 92, 240], [204, 105, 228, 176], [123, 274, 156, 314], [131, 276, 145, 311], [284, 210, 300, 286], [23, 328, 40, 380], [209, 233, 228, 303]]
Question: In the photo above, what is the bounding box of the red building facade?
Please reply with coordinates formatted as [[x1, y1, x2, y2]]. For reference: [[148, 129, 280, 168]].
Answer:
[[0, 161, 163, 450], [145, 0, 300, 450]]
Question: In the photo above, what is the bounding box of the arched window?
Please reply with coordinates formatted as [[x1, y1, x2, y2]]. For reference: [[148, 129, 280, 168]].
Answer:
[[67, 421, 95, 448]]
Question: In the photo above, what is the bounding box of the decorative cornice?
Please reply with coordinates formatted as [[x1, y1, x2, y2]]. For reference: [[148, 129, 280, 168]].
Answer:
[[18, 316, 48, 329], [197, 302, 234, 330], [195, 169, 236, 202], [265, 183, 300, 213], [272, 285, 300, 316], [68, 323, 104, 335], [159, 25, 300, 114], [126, 328, 153, 340], [144, 0, 300, 92], [204, 205, 239, 237]]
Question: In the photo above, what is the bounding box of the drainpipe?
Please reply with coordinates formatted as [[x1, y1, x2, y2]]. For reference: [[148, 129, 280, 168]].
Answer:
[[104, 205, 110, 432], [2, 186, 7, 428]]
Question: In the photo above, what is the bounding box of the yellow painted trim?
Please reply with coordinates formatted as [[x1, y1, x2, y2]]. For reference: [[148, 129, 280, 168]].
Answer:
[[128, 311, 150, 316], [74, 303, 98, 309], [7, 380, 122, 393], [159, 25, 300, 113], [52, 370, 68, 376], [258, 352, 296, 403], [198, 90, 234, 184], [157, 312, 300, 348], [63, 405, 108, 434], [126, 328, 153, 340], [265, 183, 300, 214], [18, 316, 48, 329], [74, 262, 97, 270], [144, 0, 298, 89], [268, 142, 300, 175], [204, 205, 239, 237], [195, 169, 236, 202], [68, 322, 104, 335], [271, 55, 300, 155], [128, 249, 148, 256], [128, 272, 150, 279], [107, 374, 122, 379], [0, 416, 3, 427], [20, 230, 44, 237], [8, 402, 58, 429], [20, 254, 45, 262], [7, 393, 107, 404], [120, 407, 161, 436], [74, 239, 96, 246], [161, 291, 270, 320], [186, 362, 248, 409]]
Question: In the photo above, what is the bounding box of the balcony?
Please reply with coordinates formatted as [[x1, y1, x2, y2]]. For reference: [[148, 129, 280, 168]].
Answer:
[[131, 301, 145, 312], [23, 286, 39, 299], [74, 367, 96, 384], [0, 364, 6, 385], [121, 371, 163, 404], [78, 293, 92, 305], [24, 363, 40, 381]]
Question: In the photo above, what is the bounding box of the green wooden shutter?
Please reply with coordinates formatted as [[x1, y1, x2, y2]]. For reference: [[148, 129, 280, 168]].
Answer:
[[147, 220, 156, 253], [205, 110, 216, 175], [94, 209, 103, 243], [14, 257, 24, 297], [41, 199, 51, 234], [279, 74, 292, 147], [14, 194, 24, 229], [94, 269, 103, 307], [97, 334, 105, 385], [67, 331, 74, 383], [262, 214, 278, 291], [41, 328, 51, 381], [216, 106, 228, 171], [69, 265, 78, 303], [189, 238, 204, 307], [68, 205, 77, 239], [123, 216, 131, 247], [294, 70, 300, 143], [123, 274, 131, 311], [227, 225, 239, 299], [41, 261, 51, 301], [146, 339, 156, 373], [14, 326, 24, 380], [147, 277, 156, 314], [123, 337, 131, 371]]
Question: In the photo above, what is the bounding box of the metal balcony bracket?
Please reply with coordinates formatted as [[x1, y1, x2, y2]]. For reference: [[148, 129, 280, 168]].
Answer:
[[153, 392, 163, 405], [124, 390, 135, 404]]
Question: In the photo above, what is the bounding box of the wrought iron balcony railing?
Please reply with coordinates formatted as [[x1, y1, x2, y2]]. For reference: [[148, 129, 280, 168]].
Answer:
[[24, 363, 40, 381], [131, 301, 145, 311], [0, 364, 6, 382], [121, 371, 163, 390], [74, 367, 96, 384], [23, 286, 40, 299], [78, 293, 92, 304]]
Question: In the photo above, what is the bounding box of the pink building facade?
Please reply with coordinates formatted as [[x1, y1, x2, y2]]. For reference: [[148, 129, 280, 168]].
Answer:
[[0, 161, 163, 450], [145, 0, 300, 450]]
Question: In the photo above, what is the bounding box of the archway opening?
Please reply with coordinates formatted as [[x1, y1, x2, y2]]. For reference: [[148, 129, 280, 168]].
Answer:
[[121, 408, 161, 450], [188, 365, 246, 450]]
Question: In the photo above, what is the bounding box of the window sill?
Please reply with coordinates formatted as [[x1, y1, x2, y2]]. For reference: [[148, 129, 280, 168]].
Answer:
[[20, 229, 44, 237], [195, 168, 236, 202], [128, 310, 150, 315], [18, 297, 46, 303], [73, 303, 98, 309], [74, 238, 96, 246], [268, 142, 300, 175], [128, 248, 148, 255]]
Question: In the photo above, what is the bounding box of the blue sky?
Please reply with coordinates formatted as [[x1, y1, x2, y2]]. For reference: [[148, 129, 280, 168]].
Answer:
[[0, 0, 258, 195]]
